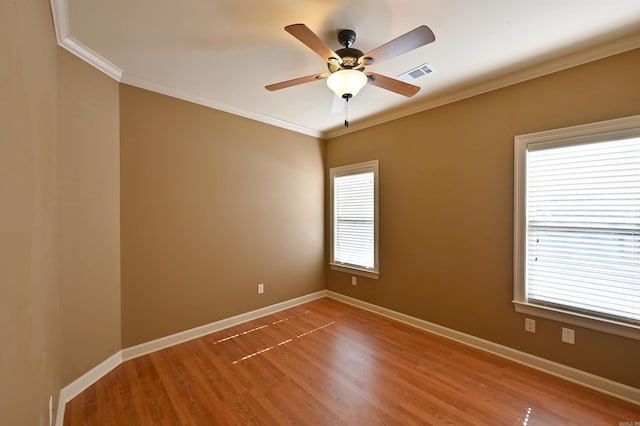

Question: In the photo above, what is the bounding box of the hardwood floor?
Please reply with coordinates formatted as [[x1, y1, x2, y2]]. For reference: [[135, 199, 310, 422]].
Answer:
[[64, 297, 640, 425]]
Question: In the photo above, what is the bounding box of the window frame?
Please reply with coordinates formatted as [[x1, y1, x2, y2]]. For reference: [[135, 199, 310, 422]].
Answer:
[[329, 160, 380, 279], [514, 115, 640, 341]]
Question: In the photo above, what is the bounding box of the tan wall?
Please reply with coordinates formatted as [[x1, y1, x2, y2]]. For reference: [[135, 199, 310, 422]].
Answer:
[[3, 3, 637, 419], [0, 0, 61, 424], [58, 49, 121, 386], [326, 49, 640, 388], [120, 85, 325, 347]]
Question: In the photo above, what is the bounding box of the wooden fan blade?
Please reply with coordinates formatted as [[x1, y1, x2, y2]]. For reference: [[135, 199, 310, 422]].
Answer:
[[265, 73, 328, 91], [285, 24, 341, 62], [366, 72, 420, 97], [360, 25, 435, 65]]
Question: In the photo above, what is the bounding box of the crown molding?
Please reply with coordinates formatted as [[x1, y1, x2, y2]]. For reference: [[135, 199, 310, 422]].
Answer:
[[324, 31, 640, 140], [49, 0, 69, 44], [50, 0, 640, 141], [50, 0, 123, 81], [120, 73, 323, 139], [49, 0, 320, 138], [59, 36, 123, 81]]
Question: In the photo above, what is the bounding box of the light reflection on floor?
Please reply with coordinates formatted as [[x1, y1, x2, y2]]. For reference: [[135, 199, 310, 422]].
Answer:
[[231, 321, 335, 364], [214, 310, 310, 344], [214, 324, 270, 344], [211, 310, 336, 365]]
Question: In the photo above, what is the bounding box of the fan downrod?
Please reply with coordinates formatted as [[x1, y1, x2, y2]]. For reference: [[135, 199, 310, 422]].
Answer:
[[337, 29, 356, 48]]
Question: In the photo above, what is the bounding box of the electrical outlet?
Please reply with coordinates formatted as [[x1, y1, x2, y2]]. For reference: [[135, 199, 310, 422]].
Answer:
[[258, 283, 264, 294], [351, 276, 357, 286], [525, 318, 536, 333], [562, 327, 575, 344]]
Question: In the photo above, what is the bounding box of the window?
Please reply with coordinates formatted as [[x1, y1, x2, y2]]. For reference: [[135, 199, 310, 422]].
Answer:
[[330, 160, 379, 278], [514, 115, 640, 340]]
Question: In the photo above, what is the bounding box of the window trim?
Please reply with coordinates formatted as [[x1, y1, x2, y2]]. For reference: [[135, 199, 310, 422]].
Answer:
[[513, 115, 640, 340], [330, 160, 379, 279]]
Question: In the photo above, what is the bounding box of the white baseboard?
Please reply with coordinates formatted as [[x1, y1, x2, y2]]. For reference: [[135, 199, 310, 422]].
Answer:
[[56, 351, 122, 426], [326, 290, 640, 406], [55, 288, 638, 425], [121, 290, 327, 361], [56, 290, 327, 425]]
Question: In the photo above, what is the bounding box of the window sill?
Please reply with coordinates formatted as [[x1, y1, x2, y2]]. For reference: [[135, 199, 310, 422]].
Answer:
[[513, 301, 640, 341], [330, 263, 379, 280]]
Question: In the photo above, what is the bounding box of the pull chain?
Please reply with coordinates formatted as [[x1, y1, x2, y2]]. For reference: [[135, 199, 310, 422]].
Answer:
[[344, 96, 349, 127]]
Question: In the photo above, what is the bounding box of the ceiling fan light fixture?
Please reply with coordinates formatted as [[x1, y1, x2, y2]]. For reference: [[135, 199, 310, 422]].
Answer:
[[327, 69, 368, 98]]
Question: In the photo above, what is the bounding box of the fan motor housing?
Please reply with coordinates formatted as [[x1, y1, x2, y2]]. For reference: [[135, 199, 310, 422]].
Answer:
[[329, 47, 365, 72], [327, 29, 365, 72]]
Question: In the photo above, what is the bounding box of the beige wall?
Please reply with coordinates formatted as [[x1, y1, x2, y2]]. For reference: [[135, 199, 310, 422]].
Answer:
[[3, 2, 638, 419], [0, 0, 61, 424], [58, 49, 121, 386], [326, 48, 640, 388], [120, 85, 325, 347]]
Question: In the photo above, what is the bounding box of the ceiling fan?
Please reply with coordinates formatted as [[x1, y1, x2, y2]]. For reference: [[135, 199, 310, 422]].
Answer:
[[265, 23, 435, 126]]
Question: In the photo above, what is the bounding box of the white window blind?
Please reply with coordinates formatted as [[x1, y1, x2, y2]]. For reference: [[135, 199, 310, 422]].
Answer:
[[334, 172, 374, 268], [330, 160, 379, 276], [526, 137, 640, 325]]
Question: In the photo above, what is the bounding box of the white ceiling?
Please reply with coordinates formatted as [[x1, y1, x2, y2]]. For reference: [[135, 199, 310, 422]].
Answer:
[[52, 0, 640, 139]]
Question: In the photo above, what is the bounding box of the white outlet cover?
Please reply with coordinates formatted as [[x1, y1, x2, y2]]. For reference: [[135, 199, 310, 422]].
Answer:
[[562, 327, 575, 344], [525, 318, 536, 333]]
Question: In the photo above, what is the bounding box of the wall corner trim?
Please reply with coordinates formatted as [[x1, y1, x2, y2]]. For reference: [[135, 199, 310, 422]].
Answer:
[[326, 290, 640, 406], [56, 351, 123, 426]]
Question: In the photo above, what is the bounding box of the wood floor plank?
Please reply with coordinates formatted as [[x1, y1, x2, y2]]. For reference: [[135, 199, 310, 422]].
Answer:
[[64, 297, 640, 425]]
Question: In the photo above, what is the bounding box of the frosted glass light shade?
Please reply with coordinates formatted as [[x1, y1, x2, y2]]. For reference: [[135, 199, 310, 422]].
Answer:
[[327, 69, 368, 98]]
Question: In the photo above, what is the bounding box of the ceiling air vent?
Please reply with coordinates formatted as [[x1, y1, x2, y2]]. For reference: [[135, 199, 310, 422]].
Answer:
[[398, 63, 435, 83]]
